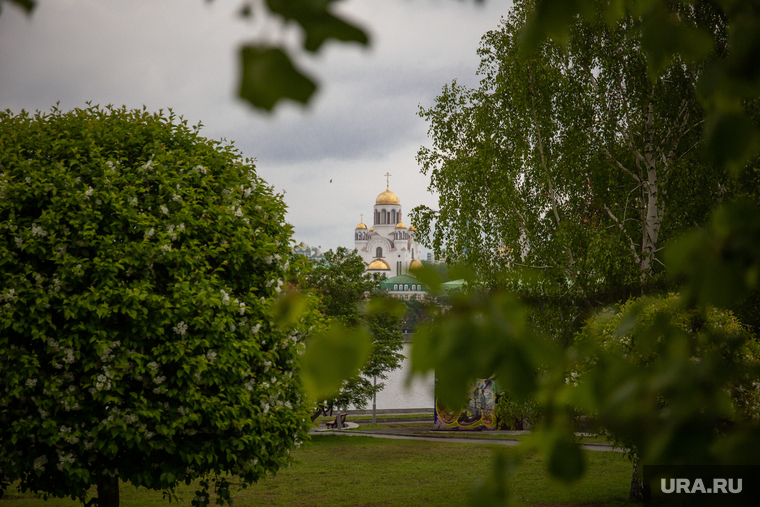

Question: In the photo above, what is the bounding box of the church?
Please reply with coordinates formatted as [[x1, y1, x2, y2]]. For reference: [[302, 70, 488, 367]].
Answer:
[[353, 174, 423, 277]]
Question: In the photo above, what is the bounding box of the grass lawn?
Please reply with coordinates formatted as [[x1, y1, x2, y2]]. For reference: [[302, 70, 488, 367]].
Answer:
[[2, 435, 633, 507]]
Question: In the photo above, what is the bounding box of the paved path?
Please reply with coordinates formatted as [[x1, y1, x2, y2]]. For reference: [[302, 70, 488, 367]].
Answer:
[[310, 428, 624, 453]]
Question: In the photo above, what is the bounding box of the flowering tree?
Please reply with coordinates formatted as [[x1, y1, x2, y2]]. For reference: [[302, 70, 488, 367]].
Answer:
[[0, 105, 311, 507]]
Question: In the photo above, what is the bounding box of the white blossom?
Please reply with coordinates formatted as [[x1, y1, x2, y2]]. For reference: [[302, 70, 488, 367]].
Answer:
[[172, 194, 181, 202], [193, 165, 207, 175], [173, 321, 188, 336], [159, 205, 169, 215], [206, 349, 217, 363], [160, 244, 171, 252], [153, 375, 166, 385], [62, 348, 75, 364], [144, 228, 155, 239], [129, 196, 138, 206], [33, 455, 48, 471], [26, 378, 37, 388], [239, 302, 246, 316], [31, 224, 47, 237], [220, 289, 230, 305], [13, 236, 22, 248], [252, 323, 261, 335]]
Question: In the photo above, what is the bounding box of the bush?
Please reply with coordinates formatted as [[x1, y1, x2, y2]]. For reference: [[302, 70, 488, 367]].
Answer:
[[494, 391, 539, 430], [0, 105, 312, 506]]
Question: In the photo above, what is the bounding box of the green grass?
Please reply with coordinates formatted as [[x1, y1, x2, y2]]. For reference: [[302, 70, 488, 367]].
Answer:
[[2, 435, 633, 506]]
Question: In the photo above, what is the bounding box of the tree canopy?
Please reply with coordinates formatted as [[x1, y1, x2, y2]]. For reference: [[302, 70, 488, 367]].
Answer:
[[411, 0, 759, 341], [0, 105, 312, 506], [302, 247, 403, 418]]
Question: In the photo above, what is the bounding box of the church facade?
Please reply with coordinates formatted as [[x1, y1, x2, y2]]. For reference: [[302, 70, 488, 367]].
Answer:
[[353, 179, 423, 277]]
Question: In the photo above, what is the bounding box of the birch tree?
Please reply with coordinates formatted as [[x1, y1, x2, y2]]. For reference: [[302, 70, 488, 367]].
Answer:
[[412, 1, 732, 323]]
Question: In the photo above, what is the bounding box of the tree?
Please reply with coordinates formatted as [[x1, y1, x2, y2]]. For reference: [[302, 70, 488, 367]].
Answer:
[[303, 247, 404, 420], [574, 293, 760, 499], [408, 1, 760, 504], [0, 105, 313, 506], [411, 0, 750, 341]]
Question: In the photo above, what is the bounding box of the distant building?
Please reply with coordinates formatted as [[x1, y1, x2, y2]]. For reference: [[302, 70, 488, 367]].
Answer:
[[378, 275, 426, 301], [354, 175, 423, 277], [293, 243, 325, 263]]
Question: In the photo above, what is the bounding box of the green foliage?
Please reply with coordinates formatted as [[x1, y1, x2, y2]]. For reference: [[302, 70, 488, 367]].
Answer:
[[575, 294, 760, 447], [237, 0, 369, 111], [305, 247, 377, 327], [0, 105, 312, 505], [411, 0, 738, 344], [299, 324, 371, 401], [494, 392, 539, 431], [526, 0, 760, 172], [301, 248, 404, 413], [238, 47, 317, 111]]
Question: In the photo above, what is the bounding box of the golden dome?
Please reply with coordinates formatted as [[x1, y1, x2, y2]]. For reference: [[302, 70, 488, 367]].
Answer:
[[408, 225, 417, 232], [369, 226, 374, 232], [356, 221, 367, 230], [410, 259, 423, 270], [367, 259, 391, 270], [395, 221, 407, 229], [376, 187, 400, 205]]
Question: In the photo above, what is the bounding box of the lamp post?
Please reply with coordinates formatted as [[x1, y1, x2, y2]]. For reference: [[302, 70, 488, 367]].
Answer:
[[372, 376, 377, 425]]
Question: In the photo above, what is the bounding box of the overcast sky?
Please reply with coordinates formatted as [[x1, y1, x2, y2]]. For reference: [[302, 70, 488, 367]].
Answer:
[[0, 0, 511, 255]]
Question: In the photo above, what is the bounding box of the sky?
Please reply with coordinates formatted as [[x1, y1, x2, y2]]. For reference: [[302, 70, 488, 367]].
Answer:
[[0, 0, 512, 255]]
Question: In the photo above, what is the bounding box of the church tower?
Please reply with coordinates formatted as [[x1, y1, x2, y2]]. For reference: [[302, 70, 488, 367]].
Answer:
[[354, 174, 421, 277]]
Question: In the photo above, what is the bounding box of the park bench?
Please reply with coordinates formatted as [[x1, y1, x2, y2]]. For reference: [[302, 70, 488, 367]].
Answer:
[[325, 413, 347, 429]]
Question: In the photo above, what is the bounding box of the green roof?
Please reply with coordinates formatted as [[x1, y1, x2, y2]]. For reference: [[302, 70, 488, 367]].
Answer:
[[441, 279, 465, 291], [379, 275, 425, 291]]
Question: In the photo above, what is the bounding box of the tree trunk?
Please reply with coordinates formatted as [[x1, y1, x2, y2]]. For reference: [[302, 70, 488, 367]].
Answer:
[[97, 476, 119, 507], [629, 455, 645, 502]]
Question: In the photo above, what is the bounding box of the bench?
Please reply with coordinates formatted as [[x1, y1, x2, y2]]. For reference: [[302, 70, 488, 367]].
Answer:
[[325, 413, 347, 429]]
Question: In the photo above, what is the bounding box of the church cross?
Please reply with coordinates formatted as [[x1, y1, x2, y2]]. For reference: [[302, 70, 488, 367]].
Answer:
[[384, 172, 392, 189], [360, 213, 363, 223]]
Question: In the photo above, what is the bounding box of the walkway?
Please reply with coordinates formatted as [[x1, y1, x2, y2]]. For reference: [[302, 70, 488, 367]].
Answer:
[[310, 427, 624, 453]]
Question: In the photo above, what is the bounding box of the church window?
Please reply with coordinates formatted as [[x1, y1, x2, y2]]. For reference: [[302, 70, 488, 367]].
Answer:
[[391, 210, 396, 223], [404, 284, 409, 290], [412, 285, 416, 291], [376, 247, 383, 258], [381, 210, 387, 224], [394, 284, 398, 290]]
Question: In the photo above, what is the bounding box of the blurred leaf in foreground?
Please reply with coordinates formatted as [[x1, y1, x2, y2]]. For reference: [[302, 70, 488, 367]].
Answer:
[[299, 324, 372, 401], [238, 46, 317, 111]]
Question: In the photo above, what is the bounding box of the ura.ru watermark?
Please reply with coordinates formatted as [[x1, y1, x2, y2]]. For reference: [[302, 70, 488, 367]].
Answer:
[[660, 477, 742, 494]]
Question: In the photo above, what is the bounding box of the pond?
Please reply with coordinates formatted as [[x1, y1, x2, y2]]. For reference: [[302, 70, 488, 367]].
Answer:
[[350, 343, 435, 411]]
